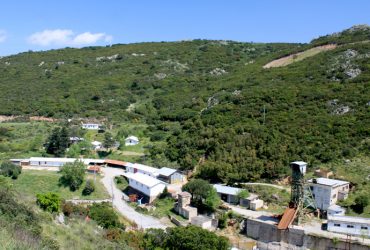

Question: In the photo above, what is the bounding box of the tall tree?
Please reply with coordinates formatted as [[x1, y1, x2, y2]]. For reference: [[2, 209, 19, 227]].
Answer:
[[103, 132, 115, 149], [45, 126, 70, 156]]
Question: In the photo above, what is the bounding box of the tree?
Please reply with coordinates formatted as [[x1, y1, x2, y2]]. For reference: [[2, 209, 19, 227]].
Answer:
[[82, 180, 95, 196], [59, 160, 86, 191], [89, 203, 123, 229], [103, 132, 115, 149], [0, 161, 22, 179], [236, 189, 250, 200], [204, 188, 221, 212], [36, 192, 61, 213], [352, 194, 369, 214], [45, 126, 70, 156], [182, 179, 220, 212]]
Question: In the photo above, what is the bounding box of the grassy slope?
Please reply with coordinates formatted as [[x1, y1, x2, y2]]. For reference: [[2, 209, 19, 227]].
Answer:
[[13, 170, 109, 201]]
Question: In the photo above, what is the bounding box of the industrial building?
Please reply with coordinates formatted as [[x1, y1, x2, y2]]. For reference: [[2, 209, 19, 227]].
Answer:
[[308, 178, 349, 210], [124, 172, 166, 203]]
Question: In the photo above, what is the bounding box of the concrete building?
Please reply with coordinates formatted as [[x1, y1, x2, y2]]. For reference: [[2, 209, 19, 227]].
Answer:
[[81, 123, 101, 130], [191, 215, 213, 230], [126, 163, 159, 178], [308, 178, 350, 210], [157, 167, 187, 184], [125, 135, 139, 146], [124, 172, 166, 203], [327, 215, 370, 237], [250, 199, 264, 211], [175, 192, 198, 220]]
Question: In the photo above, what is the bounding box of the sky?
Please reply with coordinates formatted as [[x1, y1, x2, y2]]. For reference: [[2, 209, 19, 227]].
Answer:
[[0, 0, 369, 56]]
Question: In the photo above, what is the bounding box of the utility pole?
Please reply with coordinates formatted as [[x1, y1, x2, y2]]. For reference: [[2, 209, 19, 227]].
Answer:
[[111, 180, 114, 206]]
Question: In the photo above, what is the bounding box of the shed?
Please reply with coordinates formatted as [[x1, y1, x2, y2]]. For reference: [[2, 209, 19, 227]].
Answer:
[[157, 167, 186, 184], [191, 215, 213, 229], [250, 199, 264, 211], [213, 184, 242, 204]]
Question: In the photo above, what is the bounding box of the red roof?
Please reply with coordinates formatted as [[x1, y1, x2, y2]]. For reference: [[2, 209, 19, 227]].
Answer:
[[87, 166, 101, 172], [104, 159, 127, 166]]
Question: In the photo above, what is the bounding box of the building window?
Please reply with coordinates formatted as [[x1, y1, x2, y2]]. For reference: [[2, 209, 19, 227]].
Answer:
[[334, 224, 341, 227], [347, 225, 354, 228], [361, 226, 368, 230]]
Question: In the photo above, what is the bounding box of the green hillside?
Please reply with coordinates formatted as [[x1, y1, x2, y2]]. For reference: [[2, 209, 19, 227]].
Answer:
[[0, 26, 369, 183]]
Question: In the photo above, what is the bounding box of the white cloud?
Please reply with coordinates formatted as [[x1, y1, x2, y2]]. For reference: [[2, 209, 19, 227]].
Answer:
[[0, 30, 7, 43], [27, 29, 113, 46]]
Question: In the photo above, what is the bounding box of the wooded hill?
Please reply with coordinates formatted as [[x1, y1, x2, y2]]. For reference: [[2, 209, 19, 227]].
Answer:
[[0, 25, 369, 183]]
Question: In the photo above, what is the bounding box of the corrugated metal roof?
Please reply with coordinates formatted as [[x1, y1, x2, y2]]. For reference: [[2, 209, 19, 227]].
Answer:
[[213, 184, 241, 196], [124, 172, 165, 188], [308, 178, 349, 187], [129, 163, 159, 174], [327, 205, 345, 212], [104, 159, 127, 166], [28, 157, 104, 165], [277, 207, 298, 230], [157, 167, 177, 177]]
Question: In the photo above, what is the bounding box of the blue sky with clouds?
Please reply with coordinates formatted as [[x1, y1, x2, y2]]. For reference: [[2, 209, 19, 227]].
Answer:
[[0, 0, 369, 56]]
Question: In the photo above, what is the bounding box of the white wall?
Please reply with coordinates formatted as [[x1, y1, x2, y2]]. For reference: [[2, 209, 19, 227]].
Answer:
[[128, 178, 165, 198], [328, 221, 370, 237]]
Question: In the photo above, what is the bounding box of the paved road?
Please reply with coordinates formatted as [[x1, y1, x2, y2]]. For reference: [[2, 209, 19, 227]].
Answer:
[[229, 205, 275, 220], [100, 167, 168, 229]]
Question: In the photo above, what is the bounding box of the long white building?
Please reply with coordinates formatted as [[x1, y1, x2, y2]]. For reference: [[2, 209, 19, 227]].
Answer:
[[328, 215, 370, 237], [11, 157, 105, 168], [308, 178, 349, 210], [126, 163, 159, 178], [124, 172, 166, 203]]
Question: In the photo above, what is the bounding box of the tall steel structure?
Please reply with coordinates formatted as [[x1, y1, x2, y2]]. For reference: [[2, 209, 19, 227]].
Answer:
[[290, 161, 307, 224]]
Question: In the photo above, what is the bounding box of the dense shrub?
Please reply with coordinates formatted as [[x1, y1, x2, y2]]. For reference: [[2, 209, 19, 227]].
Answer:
[[36, 192, 61, 213], [0, 161, 21, 179], [89, 203, 124, 229], [82, 180, 95, 196]]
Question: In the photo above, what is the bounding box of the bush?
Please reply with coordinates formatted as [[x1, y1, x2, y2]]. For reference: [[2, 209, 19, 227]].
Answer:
[[89, 203, 123, 229], [0, 161, 22, 179], [36, 192, 61, 213], [82, 180, 95, 196]]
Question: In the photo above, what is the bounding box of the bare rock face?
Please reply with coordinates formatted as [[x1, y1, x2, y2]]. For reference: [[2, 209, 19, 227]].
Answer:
[[328, 49, 362, 80], [209, 68, 227, 76]]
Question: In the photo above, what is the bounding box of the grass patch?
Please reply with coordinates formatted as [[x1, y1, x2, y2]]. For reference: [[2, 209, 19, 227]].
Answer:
[[243, 185, 290, 210], [13, 170, 109, 201], [114, 176, 128, 191], [133, 198, 177, 219]]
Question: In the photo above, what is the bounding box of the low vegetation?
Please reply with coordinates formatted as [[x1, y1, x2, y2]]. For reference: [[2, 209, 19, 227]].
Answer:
[[13, 170, 109, 201]]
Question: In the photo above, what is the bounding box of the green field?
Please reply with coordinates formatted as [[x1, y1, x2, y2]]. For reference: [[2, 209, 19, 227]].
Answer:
[[13, 170, 109, 201]]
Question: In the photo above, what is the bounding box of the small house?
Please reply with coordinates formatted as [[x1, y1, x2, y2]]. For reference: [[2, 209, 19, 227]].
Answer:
[[308, 178, 350, 210], [82, 123, 101, 130], [250, 199, 264, 211], [125, 136, 139, 146], [124, 172, 166, 203], [157, 167, 187, 184]]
